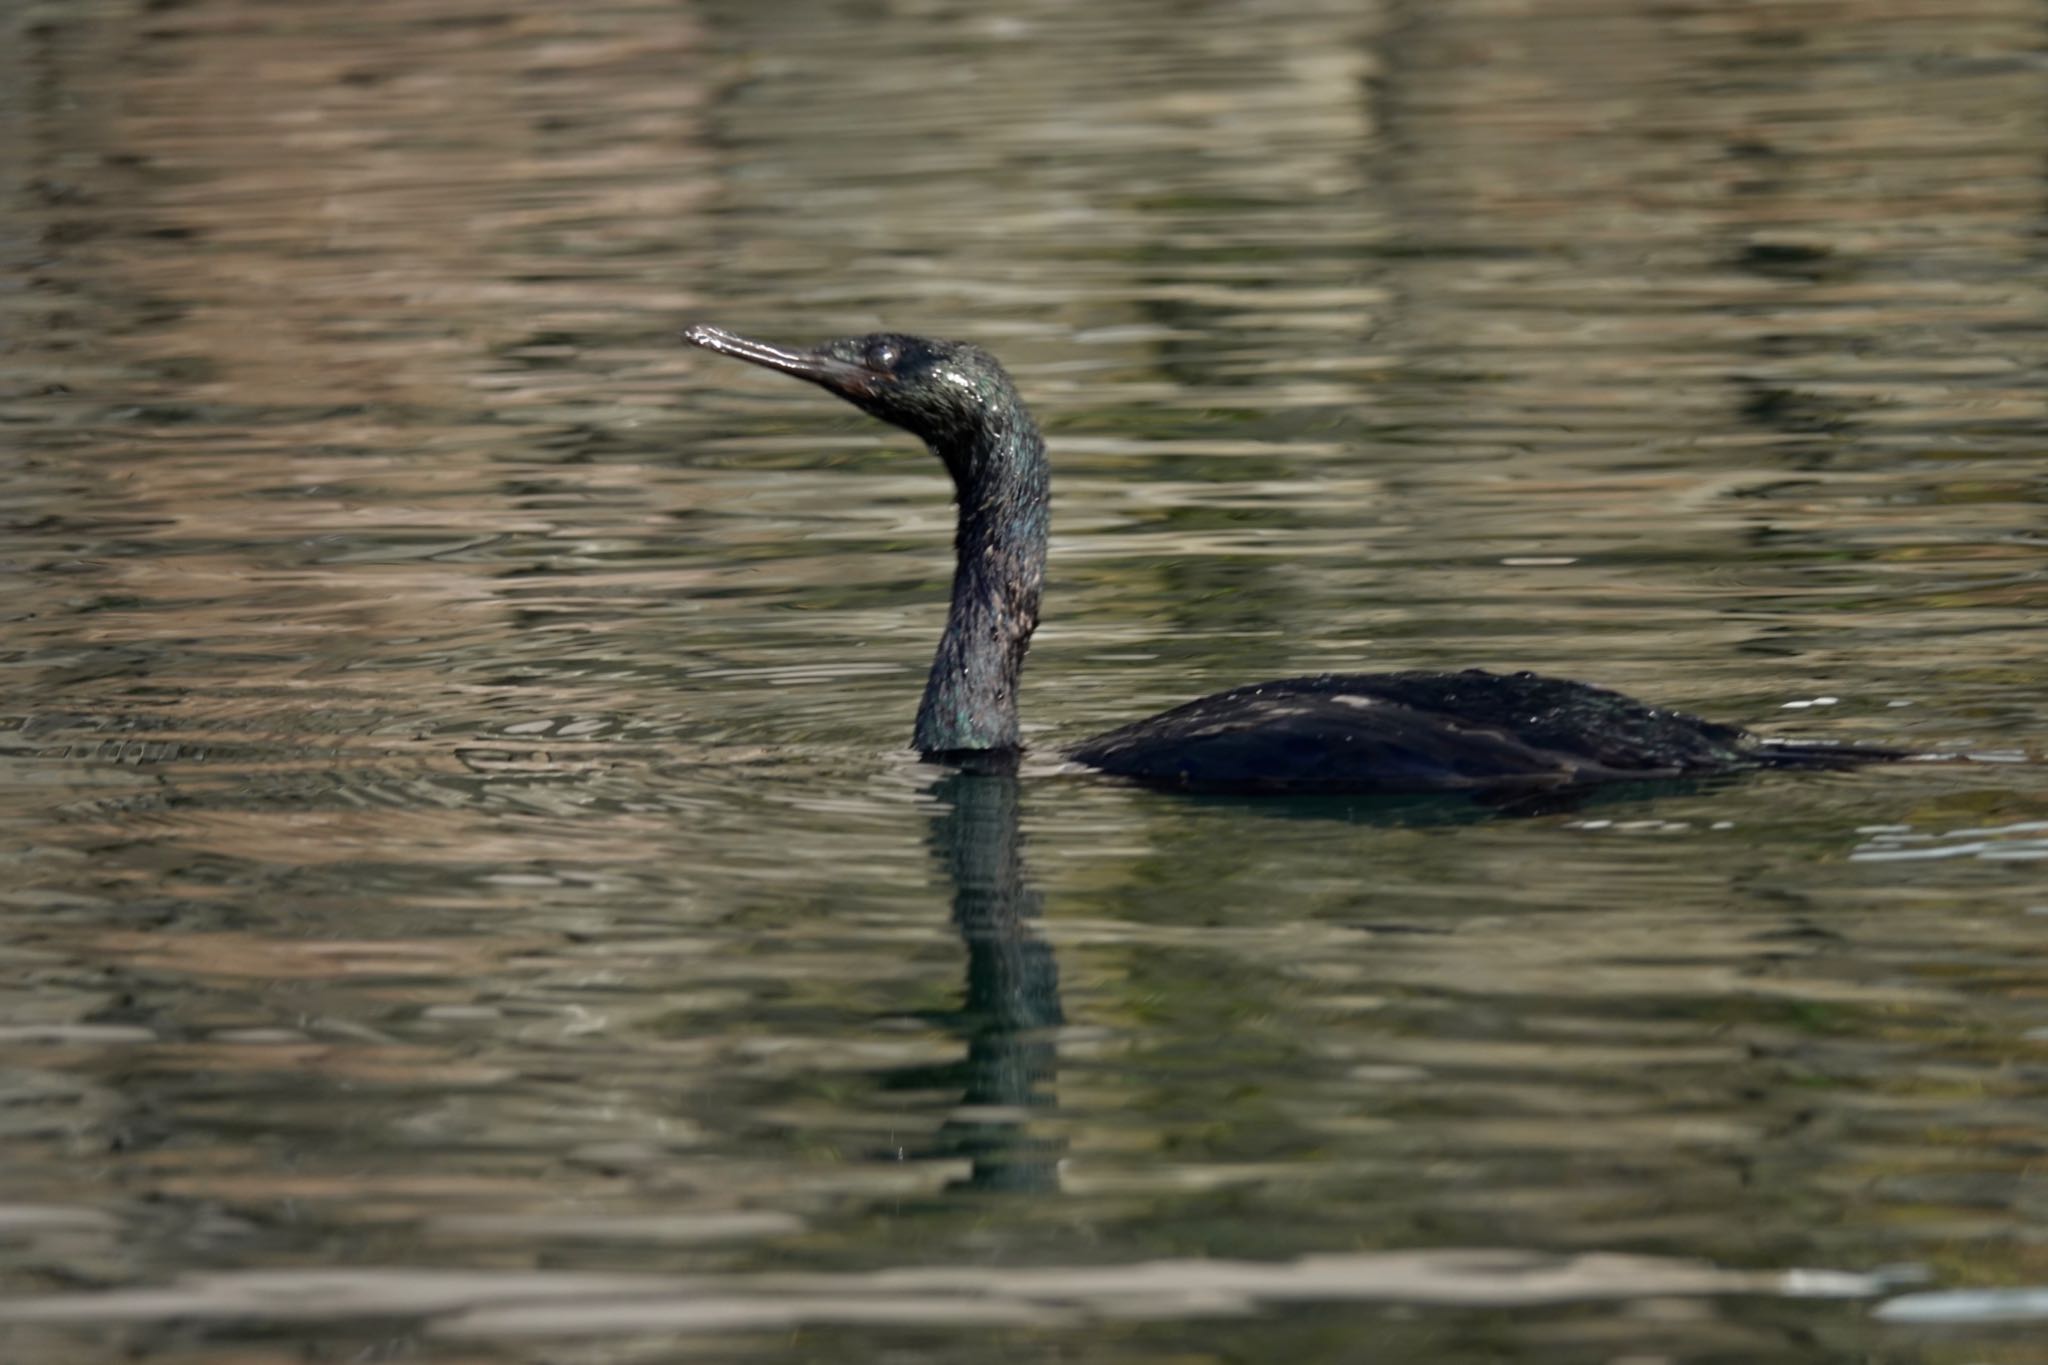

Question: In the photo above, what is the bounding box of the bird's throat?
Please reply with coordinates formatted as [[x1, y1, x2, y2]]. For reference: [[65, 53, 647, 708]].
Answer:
[[913, 424, 1049, 756]]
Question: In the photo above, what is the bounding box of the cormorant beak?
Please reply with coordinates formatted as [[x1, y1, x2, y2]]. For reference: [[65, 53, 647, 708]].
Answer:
[[681, 324, 883, 398]]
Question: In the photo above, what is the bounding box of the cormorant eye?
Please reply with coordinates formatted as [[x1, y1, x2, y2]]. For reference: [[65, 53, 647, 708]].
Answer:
[[865, 340, 899, 370]]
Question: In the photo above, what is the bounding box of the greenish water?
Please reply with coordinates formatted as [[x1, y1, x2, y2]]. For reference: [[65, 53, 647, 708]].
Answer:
[[3, 0, 2045, 1361]]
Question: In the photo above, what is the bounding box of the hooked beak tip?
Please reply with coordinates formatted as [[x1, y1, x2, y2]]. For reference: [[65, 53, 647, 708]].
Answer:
[[681, 324, 881, 396]]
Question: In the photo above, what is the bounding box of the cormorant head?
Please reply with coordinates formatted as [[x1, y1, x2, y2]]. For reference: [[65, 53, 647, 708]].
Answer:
[[683, 325, 1026, 457]]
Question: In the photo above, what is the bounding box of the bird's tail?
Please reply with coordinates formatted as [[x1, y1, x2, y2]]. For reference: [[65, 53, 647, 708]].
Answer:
[[1754, 739, 1912, 770]]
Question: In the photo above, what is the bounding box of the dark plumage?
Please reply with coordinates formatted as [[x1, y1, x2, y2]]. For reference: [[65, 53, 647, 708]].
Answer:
[[1071, 670, 1886, 795], [682, 324, 1900, 796]]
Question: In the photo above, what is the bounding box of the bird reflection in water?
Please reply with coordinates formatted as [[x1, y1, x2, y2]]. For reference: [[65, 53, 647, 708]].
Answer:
[[878, 766, 1065, 1193]]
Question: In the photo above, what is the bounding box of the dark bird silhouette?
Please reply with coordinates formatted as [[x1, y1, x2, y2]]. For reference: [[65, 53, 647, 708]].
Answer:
[[682, 324, 1901, 796]]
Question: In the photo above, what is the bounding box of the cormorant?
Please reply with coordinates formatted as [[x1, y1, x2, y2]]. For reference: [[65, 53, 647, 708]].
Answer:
[[682, 324, 1899, 795]]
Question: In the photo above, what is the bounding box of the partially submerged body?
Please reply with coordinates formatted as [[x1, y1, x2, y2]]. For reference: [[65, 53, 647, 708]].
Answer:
[[1071, 669, 1896, 794]]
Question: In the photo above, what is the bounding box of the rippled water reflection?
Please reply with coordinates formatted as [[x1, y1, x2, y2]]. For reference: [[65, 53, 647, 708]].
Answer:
[[3, 0, 2045, 1361]]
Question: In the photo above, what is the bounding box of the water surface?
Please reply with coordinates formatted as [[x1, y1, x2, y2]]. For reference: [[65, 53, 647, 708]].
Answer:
[[3, 1, 2045, 1361]]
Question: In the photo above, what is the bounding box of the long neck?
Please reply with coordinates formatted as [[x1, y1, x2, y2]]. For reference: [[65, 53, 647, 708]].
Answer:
[[913, 412, 1048, 756]]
